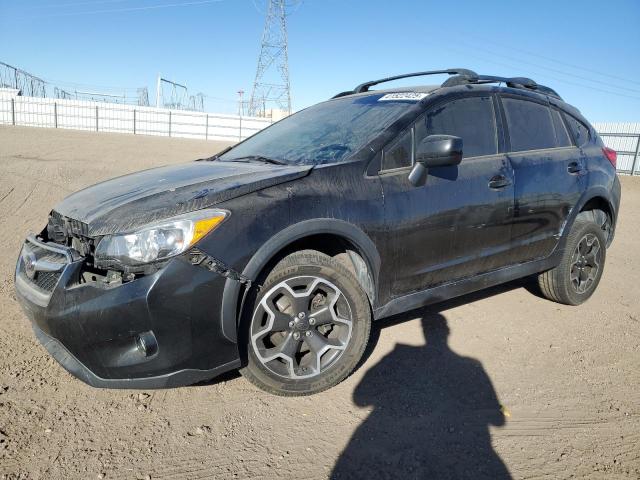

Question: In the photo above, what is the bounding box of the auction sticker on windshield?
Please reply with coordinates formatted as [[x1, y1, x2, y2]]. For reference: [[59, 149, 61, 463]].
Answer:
[[378, 92, 430, 102]]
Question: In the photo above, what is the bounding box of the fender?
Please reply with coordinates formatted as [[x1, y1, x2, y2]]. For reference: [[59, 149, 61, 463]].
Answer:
[[556, 185, 617, 253], [220, 218, 381, 343]]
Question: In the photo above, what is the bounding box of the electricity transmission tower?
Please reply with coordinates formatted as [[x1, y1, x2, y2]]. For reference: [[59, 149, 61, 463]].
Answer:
[[137, 87, 150, 106], [156, 75, 189, 109], [0, 61, 47, 97], [188, 93, 205, 111], [155, 75, 204, 111], [248, 0, 294, 117]]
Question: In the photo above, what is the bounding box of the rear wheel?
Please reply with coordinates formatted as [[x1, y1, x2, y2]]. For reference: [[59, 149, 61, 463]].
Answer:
[[240, 250, 371, 396], [537, 218, 606, 305]]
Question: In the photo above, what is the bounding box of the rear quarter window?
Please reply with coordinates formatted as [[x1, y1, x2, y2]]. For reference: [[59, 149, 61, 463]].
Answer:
[[551, 109, 572, 147], [502, 98, 557, 152], [564, 114, 591, 147]]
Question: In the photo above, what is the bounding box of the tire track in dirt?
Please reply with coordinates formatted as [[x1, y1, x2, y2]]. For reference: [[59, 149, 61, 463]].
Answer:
[[0, 187, 15, 205]]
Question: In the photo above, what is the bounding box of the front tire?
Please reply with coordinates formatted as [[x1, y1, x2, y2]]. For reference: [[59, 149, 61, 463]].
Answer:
[[240, 250, 371, 396], [537, 218, 607, 305]]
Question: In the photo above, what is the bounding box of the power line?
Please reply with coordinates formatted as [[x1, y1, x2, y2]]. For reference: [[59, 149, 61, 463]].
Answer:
[[443, 45, 640, 102], [457, 38, 640, 95], [24, 0, 135, 10], [462, 36, 640, 88], [41, 77, 145, 92], [252, 0, 303, 16], [17, 0, 225, 19]]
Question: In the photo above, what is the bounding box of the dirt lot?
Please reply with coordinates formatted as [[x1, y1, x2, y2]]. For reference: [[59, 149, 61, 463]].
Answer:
[[0, 126, 638, 479]]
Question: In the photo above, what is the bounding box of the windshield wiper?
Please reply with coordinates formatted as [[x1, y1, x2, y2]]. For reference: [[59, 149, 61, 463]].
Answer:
[[195, 146, 232, 162], [227, 155, 287, 166]]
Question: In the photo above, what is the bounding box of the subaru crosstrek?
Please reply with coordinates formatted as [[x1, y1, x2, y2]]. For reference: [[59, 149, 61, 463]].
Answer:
[[15, 69, 621, 395]]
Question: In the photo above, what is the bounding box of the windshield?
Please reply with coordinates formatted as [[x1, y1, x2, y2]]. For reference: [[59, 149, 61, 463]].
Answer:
[[219, 94, 417, 166]]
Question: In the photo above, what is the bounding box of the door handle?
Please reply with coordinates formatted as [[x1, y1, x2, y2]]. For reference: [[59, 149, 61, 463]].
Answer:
[[567, 161, 583, 174], [488, 175, 511, 189]]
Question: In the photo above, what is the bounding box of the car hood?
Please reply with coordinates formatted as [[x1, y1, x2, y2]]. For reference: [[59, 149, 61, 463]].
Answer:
[[54, 160, 312, 236]]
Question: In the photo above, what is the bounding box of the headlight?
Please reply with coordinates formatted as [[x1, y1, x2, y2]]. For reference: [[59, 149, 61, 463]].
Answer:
[[95, 209, 228, 267]]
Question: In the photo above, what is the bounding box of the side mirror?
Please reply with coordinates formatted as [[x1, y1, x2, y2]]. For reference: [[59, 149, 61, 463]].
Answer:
[[409, 135, 463, 186], [416, 135, 463, 167]]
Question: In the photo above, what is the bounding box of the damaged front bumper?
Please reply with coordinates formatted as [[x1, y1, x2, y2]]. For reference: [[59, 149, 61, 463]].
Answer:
[[15, 235, 242, 389]]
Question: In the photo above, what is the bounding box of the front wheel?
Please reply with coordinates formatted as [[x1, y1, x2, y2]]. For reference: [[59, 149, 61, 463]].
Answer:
[[537, 217, 607, 305], [240, 250, 371, 396]]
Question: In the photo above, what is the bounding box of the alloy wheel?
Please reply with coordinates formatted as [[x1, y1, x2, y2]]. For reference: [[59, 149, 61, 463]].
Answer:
[[250, 276, 353, 379], [570, 233, 602, 294]]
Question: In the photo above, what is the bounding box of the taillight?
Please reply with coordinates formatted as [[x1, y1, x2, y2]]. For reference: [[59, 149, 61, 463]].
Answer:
[[602, 147, 617, 168]]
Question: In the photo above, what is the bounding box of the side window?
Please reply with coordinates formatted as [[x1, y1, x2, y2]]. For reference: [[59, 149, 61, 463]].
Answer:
[[551, 108, 572, 147], [415, 96, 497, 158], [564, 114, 590, 147], [382, 129, 412, 170], [502, 98, 557, 152]]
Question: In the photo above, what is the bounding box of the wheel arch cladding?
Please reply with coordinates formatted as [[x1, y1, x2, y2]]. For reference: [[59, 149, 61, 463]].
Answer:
[[220, 218, 381, 343], [561, 189, 616, 249]]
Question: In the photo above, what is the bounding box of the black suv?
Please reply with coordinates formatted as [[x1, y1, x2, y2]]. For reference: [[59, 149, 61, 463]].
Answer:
[[15, 69, 621, 396]]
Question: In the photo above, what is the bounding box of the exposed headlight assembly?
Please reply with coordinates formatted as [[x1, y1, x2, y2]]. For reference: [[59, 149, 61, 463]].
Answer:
[[95, 209, 228, 267]]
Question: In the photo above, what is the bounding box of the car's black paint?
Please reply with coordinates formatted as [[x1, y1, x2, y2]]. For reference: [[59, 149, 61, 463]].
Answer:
[[15, 81, 621, 388], [16, 239, 241, 383], [54, 160, 312, 235]]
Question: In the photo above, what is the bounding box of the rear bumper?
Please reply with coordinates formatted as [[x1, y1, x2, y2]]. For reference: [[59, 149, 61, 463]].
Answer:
[[608, 175, 622, 247], [15, 236, 241, 389]]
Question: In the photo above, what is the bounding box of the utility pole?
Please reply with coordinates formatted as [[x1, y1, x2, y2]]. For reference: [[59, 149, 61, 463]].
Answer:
[[248, 0, 292, 117], [237, 89, 245, 117], [156, 74, 161, 108]]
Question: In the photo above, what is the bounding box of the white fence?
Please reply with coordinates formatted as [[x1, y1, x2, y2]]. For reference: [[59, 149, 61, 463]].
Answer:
[[0, 89, 272, 142], [592, 122, 640, 175], [1, 90, 638, 175]]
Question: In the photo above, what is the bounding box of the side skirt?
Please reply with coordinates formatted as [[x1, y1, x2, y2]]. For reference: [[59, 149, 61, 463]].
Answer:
[[373, 252, 561, 320]]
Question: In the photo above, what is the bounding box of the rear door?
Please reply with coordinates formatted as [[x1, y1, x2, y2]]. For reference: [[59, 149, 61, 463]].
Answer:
[[378, 94, 514, 299], [499, 95, 583, 263]]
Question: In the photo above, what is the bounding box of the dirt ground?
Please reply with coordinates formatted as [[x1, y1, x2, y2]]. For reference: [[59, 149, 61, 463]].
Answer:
[[0, 126, 638, 480]]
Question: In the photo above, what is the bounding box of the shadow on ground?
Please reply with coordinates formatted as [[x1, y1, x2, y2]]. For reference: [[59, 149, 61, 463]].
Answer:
[[331, 280, 530, 479]]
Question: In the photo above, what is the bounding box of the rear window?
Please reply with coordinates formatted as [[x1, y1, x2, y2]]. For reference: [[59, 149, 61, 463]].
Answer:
[[503, 98, 556, 152], [564, 114, 591, 147]]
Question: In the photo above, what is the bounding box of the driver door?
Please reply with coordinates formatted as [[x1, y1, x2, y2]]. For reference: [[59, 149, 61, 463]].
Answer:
[[378, 95, 514, 300]]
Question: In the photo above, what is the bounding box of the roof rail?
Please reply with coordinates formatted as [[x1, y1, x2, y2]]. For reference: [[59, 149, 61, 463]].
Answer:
[[331, 69, 562, 101], [352, 68, 478, 94], [442, 74, 562, 100]]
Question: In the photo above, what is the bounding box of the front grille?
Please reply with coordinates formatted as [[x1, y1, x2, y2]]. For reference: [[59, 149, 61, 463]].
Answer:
[[33, 271, 62, 292], [18, 237, 71, 296], [30, 243, 68, 264]]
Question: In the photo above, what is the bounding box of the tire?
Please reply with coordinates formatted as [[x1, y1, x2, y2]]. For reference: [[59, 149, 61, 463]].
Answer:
[[537, 218, 607, 305], [240, 250, 371, 396]]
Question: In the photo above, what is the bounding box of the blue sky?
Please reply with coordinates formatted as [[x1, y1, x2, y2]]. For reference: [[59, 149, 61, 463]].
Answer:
[[1, 0, 639, 121]]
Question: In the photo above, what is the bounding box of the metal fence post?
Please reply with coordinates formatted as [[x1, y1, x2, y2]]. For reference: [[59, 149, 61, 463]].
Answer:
[[54, 102, 58, 128], [205, 114, 209, 140], [632, 134, 640, 176], [133, 109, 136, 135], [168, 111, 172, 137], [11, 98, 15, 125], [95, 106, 99, 132]]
